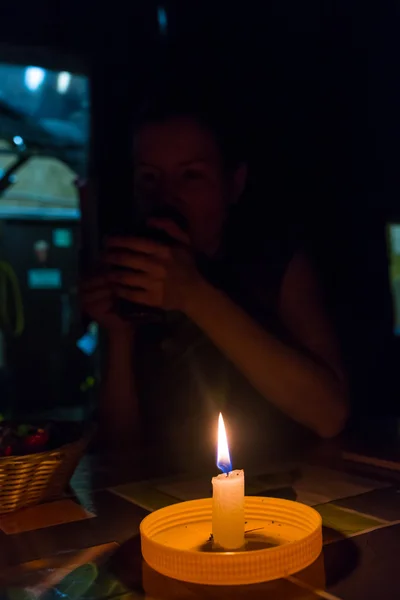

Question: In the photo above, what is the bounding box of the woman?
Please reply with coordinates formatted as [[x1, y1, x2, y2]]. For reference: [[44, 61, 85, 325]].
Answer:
[[82, 92, 348, 466]]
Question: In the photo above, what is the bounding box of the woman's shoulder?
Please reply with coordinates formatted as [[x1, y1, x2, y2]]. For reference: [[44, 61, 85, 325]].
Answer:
[[225, 207, 304, 288], [213, 209, 303, 327]]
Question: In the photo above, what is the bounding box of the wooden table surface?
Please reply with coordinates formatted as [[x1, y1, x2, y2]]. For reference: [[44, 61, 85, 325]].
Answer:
[[0, 438, 400, 600]]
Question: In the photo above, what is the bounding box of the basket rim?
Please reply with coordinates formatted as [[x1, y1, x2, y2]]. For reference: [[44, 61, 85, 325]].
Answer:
[[0, 423, 95, 462]]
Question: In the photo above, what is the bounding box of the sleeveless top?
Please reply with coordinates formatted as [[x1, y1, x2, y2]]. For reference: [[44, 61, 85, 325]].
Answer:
[[135, 215, 311, 472]]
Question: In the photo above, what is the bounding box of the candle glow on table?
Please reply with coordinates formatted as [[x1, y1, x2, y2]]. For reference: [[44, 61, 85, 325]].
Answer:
[[211, 413, 245, 550]]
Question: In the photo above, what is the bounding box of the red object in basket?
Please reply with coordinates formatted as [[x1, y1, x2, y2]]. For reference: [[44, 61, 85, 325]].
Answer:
[[24, 429, 49, 452], [0, 445, 13, 457]]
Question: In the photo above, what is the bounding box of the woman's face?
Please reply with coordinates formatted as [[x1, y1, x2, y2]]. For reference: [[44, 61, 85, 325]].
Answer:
[[133, 116, 245, 255]]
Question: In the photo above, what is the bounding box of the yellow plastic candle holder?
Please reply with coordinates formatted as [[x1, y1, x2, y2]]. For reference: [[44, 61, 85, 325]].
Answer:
[[140, 496, 322, 586]]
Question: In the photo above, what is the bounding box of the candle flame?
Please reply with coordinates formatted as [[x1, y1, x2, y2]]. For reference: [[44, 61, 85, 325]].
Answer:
[[217, 413, 232, 474]]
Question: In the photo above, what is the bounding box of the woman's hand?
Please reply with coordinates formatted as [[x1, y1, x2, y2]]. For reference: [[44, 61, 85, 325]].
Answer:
[[80, 273, 130, 333], [105, 218, 203, 313]]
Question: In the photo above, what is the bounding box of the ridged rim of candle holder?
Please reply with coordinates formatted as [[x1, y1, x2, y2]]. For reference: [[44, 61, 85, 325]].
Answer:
[[140, 496, 323, 585]]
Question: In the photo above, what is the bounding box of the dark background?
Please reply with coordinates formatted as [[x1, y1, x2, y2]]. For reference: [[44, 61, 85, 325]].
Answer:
[[1, 0, 399, 419]]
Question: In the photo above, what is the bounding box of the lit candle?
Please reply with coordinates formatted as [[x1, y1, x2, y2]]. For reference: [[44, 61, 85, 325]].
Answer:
[[211, 413, 245, 550]]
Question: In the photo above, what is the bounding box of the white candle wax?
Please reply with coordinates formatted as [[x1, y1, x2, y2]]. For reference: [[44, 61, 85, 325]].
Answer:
[[211, 413, 245, 550], [212, 468, 245, 550]]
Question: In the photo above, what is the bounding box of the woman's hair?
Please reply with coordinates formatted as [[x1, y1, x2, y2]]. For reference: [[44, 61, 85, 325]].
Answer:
[[134, 81, 248, 169]]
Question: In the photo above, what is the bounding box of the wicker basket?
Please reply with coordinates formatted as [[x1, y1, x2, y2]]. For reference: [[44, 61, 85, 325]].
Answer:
[[0, 428, 91, 514]]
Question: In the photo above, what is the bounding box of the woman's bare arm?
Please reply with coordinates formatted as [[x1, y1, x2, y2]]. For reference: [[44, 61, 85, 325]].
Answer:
[[184, 253, 348, 438], [99, 329, 139, 448]]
